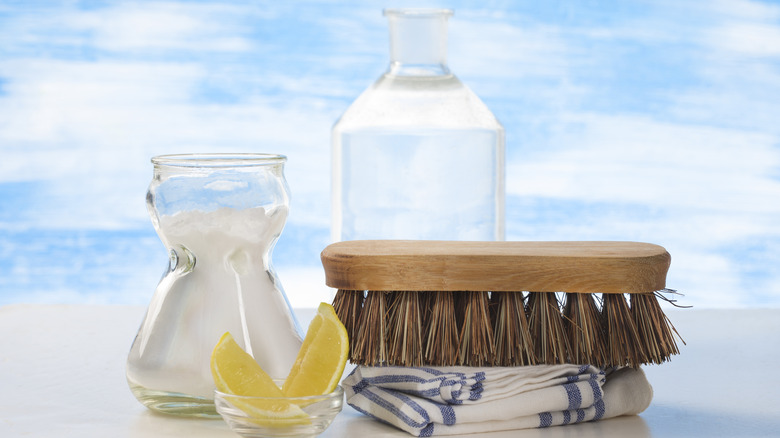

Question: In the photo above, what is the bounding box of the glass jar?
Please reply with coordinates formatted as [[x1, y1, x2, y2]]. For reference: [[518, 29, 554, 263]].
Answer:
[[331, 8, 505, 242], [126, 153, 303, 417]]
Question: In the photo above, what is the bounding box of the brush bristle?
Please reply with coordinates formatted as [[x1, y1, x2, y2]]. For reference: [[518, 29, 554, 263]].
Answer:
[[335, 289, 682, 368], [332, 289, 364, 357], [423, 291, 459, 366], [528, 292, 569, 364], [491, 292, 535, 366], [602, 293, 643, 367], [387, 291, 424, 366], [631, 292, 682, 364], [351, 290, 389, 366], [456, 291, 495, 366], [563, 293, 607, 367]]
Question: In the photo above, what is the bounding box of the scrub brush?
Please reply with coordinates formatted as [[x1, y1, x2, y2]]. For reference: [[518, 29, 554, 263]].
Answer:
[[322, 240, 683, 368]]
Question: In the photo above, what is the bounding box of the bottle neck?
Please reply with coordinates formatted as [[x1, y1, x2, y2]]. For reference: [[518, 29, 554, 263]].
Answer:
[[384, 8, 453, 77]]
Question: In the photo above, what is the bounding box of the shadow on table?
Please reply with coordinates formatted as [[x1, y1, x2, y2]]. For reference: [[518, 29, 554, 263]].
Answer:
[[644, 404, 780, 438]]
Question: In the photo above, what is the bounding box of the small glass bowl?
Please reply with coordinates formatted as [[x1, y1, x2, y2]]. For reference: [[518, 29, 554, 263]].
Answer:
[[214, 385, 344, 438]]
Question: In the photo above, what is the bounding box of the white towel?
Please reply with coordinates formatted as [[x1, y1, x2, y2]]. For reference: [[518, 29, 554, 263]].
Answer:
[[343, 365, 653, 436]]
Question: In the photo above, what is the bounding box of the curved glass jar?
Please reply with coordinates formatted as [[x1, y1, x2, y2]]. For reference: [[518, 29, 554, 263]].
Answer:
[[126, 153, 303, 417], [332, 8, 505, 242]]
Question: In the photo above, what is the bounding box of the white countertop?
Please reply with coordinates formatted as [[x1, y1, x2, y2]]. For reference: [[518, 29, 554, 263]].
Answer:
[[1, 303, 778, 437]]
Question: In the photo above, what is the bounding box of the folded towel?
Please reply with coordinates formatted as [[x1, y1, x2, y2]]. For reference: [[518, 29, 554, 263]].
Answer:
[[343, 365, 653, 436]]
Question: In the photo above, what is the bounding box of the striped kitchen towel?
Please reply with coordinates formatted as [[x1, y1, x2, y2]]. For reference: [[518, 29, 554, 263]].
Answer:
[[343, 365, 653, 436]]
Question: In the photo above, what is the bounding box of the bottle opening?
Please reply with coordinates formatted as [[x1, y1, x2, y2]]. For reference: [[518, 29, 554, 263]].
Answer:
[[383, 8, 454, 77], [383, 8, 454, 18], [151, 153, 287, 168]]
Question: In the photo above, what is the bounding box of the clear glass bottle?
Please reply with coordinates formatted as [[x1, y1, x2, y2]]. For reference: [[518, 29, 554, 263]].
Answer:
[[126, 153, 303, 417], [332, 8, 505, 242]]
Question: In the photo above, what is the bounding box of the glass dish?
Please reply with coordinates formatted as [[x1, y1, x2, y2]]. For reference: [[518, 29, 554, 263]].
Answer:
[[214, 385, 344, 438]]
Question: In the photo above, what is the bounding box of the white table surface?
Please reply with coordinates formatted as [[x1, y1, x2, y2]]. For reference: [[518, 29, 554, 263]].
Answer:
[[1, 303, 779, 437]]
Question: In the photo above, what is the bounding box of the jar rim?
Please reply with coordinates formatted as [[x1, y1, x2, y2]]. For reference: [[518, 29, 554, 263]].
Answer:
[[383, 8, 454, 18], [151, 153, 287, 168]]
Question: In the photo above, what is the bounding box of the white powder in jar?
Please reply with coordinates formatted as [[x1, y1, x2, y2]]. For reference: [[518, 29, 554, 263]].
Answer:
[[127, 206, 302, 397]]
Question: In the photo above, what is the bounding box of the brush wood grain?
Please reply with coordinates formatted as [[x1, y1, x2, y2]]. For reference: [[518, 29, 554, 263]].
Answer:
[[321, 240, 670, 293]]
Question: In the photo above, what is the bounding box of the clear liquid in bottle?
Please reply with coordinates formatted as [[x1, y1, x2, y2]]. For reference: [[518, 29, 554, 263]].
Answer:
[[332, 9, 505, 242]]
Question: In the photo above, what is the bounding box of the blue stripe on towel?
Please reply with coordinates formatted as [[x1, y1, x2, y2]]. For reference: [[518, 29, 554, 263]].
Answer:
[[439, 404, 456, 425], [417, 367, 448, 376], [594, 399, 606, 420], [539, 412, 553, 428], [443, 378, 464, 404], [417, 367, 467, 379], [387, 390, 431, 427], [352, 379, 369, 394], [414, 388, 450, 399], [562, 410, 571, 425], [586, 373, 605, 421], [469, 382, 483, 401], [588, 376, 603, 400], [364, 373, 449, 400], [564, 383, 582, 410], [576, 408, 586, 423], [365, 374, 440, 385], [355, 386, 430, 429], [470, 372, 485, 401]]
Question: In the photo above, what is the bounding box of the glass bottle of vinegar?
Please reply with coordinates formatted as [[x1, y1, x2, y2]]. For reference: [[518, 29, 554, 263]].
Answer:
[[332, 9, 505, 242]]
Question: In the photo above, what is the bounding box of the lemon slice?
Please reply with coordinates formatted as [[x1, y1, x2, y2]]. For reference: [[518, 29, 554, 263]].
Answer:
[[282, 302, 349, 397], [210, 332, 308, 423]]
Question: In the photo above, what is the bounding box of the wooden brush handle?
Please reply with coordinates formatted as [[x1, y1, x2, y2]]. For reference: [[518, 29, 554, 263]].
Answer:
[[321, 240, 671, 294]]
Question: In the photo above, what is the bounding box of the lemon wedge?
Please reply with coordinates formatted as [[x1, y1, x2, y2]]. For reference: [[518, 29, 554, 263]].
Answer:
[[210, 332, 308, 423], [282, 302, 349, 397]]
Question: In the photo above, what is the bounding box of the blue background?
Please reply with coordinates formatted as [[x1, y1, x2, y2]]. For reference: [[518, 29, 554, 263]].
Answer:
[[1, 0, 779, 308]]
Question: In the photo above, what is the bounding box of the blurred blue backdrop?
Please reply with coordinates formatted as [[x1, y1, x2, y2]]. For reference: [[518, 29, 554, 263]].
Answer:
[[1, 0, 779, 308]]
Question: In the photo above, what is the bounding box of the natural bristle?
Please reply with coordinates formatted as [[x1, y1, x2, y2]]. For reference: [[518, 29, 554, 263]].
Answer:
[[351, 290, 389, 366], [336, 289, 682, 368], [423, 291, 458, 366], [491, 292, 535, 366], [563, 293, 607, 367], [528, 292, 569, 364], [332, 289, 364, 356], [631, 292, 682, 364], [387, 291, 424, 366], [456, 292, 495, 366], [603, 293, 643, 367]]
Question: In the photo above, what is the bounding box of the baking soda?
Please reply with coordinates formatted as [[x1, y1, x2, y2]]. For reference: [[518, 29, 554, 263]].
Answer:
[[127, 206, 302, 398]]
